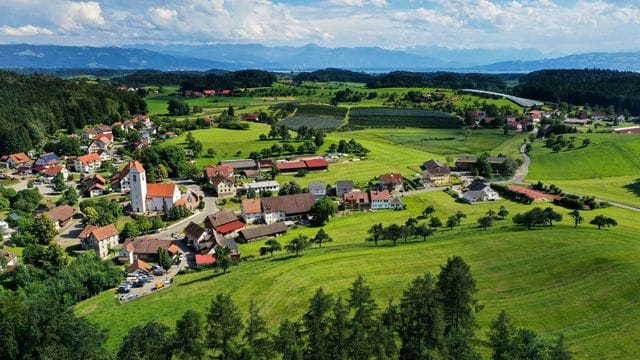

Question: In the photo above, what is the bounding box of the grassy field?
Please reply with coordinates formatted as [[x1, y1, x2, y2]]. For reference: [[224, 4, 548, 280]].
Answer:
[[526, 133, 640, 207], [76, 190, 640, 358]]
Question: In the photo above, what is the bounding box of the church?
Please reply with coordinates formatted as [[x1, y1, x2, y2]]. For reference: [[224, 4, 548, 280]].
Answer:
[[128, 161, 181, 213]]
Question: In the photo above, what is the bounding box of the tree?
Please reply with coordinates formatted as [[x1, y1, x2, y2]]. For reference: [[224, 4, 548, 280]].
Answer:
[[173, 310, 206, 360], [437, 256, 480, 358], [488, 310, 516, 360], [259, 239, 282, 257], [549, 334, 573, 360], [274, 319, 304, 360], [382, 223, 402, 246], [53, 173, 66, 192], [312, 228, 333, 248], [23, 243, 67, 275], [398, 273, 443, 359], [422, 205, 435, 218], [243, 301, 273, 359], [285, 235, 311, 257], [543, 207, 563, 226], [497, 206, 509, 220], [478, 216, 494, 230], [309, 197, 337, 227], [303, 288, 333, 360], [207, 147, 216, 157], [327, 296, 349, 360], [32, 215, 57, 245], [590, 215, 618, 229], [582, 138, 591, 147], [455, 210, 467, 225], [168, 99, 190, 116], [227, 106, 235, 117], [215, 245, 233, 274], [158, 248, 172, 271], [414, 223, 433, 241], [367, 223, 383, 246], [347, 276, 378, 360], [206, 293, 243, 360], [117, 321, 173, 360], [429, 216, 443, 231], [446, 216, 458, 230], [512, 329, 547, 360], [568, 210, 584, 228], [58, 186, 78, 206], [513, 207, 547, 230]]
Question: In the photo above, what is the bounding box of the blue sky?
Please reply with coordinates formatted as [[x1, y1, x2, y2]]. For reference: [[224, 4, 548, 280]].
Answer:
[[1, 0, 639, 54]]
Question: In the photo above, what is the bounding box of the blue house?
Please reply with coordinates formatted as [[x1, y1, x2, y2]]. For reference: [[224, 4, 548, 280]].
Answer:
[[35, 153, 60, 167]]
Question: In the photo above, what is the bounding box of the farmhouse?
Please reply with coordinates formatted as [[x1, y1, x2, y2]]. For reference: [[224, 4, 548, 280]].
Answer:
[[82, 224, 120, 259], [127, 259, 152, 277], [219, 159, 258, 172], [81, 174, 107, 197], [205, 211, 245, 235], [380, 173, 404, 192], [461, 181, 499, 203], [1, 153, 30, 168], [238, 222, 288, 243], [344, 191, 370, 211], [75, 153, 102, 174], [308, 182, 327, 198], [455, 156, 506, 172], [184, 222, 211, 251], [245, 180, 280, 194], [336, 180, 355, 197], [46, 205, 75, 230], [276, 161, 307, 173], [204, 165, 235, 182], [209, 174, 236, 197], [241, 199, 263, 224], [422, 160, 451, 186], [370, 190, 392, 210], [119, 237, 179, 265], [259, 193, 316, 224]]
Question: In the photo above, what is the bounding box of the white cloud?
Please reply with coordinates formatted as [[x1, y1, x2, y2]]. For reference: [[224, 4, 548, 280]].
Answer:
[[148, 7, 178, 28], [0, 24, 54, 36], [327, 0, 387, 7], [58, 1, 105, 32]]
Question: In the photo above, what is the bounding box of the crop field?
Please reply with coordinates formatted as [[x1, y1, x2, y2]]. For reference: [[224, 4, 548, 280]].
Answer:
[[349, 107, 463, 128], [76, 190, 640, 358], [526, 133, 640, 206], [280, 104, 348, 129]]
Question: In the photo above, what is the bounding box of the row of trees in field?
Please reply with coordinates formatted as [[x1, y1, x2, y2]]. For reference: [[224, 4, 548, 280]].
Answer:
[[117, 257, 572, 360]]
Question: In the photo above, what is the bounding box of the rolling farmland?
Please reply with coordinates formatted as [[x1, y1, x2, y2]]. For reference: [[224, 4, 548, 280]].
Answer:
[[280, 104, 347, 129], [349, 107, 463, 128]]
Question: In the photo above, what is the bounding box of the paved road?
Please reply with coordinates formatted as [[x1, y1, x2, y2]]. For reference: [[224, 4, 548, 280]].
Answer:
[[497, 142, 531, 185]]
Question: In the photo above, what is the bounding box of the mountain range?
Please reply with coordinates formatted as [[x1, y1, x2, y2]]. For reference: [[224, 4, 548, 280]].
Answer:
[[1, 43, 640, 73]]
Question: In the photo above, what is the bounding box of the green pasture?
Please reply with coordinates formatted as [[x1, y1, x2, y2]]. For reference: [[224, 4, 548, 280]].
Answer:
[[76, 190, 640, 358]]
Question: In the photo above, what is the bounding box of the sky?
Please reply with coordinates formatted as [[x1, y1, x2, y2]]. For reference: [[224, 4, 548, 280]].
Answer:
[[1, 0, 640, 54]]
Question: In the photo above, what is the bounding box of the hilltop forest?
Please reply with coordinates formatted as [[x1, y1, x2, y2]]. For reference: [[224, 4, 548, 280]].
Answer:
[[0, 71, 146, 154], [113, 70, 277, 91]]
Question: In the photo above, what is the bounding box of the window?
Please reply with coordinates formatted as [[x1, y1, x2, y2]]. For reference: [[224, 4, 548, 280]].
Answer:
[[133, 175, 137, 183]]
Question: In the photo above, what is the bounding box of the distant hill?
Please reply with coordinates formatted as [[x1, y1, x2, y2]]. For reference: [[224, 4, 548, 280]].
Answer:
[[473, 52, 640, 72], [404, 46, 545, 67], [0, 44, 238, 71]]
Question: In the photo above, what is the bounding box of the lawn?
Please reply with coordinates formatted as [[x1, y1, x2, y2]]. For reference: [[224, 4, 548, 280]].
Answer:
[[76, 191, 640, 358], [526, 133, 640, 207]]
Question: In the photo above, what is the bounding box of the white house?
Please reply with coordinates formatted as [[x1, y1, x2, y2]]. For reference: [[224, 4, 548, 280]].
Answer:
[[41, 166, 70, 182], [461, 181, 500, 203], [370, 190, 392, 210], [83, 224, 120, 259], [245, 180, 280, 194], [308, 182, 327, 198], [1, 153, 30, 168], [75, 153, 102, 174], [146, 183, 181, 212], [241, 199, 263, 224]]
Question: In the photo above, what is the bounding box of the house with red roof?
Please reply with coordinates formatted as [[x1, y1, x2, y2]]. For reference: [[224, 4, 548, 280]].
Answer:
[[146, 183, 181, 212], [379, 173, 404, 192], [241, 198, 262, 224], [118, 237, 179, 264], [195, 254, 216, 266], [41, 166, 69, 182], [205, 211, 245, 235], [276, 161, 307, 173], [304, 159, 329, 171], [203, 89, 215, 97], [82, 224, 119, 259], [370, 190, 392, 210], [1, 152, 30, 168], [46, 205, 76, 230], [74, 153, 102, 174], [343, 191, 370, 211], [240, 113, 260, 122]]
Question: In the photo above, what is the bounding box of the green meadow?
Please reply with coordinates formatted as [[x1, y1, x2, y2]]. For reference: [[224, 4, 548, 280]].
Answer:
[[76, 189, 640, 358]]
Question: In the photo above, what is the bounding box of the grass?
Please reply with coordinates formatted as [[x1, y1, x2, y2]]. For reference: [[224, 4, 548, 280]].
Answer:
[[526, 133, 640, 207], [75, 190, 640, 358]]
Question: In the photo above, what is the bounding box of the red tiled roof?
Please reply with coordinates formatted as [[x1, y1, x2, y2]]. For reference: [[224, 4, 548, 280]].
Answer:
[[8, 153, 29, 164], [344, 191, 369, 203], [242, 199, 261, 214], [128, 160, 145, 173], [215, 220, 245, 234], [122, 237, 177, 255], [195, 254, 216, 266], [174, 199, 187, 206], [147, 183, 177, 198], [204, 165, 234, 178], [370, 190, 391, 201], [276, 161, 307, 171], [380, 173, 403, 185], [91, 224, 119, 241], [95, 133, 113, 142], [79, 225, 97, 239], [128, 259, 151, 274], [42, 166, 64, 176], [78, 153, 101, 165], [508, 185, 548, 200], [303, 159, 328, 169]]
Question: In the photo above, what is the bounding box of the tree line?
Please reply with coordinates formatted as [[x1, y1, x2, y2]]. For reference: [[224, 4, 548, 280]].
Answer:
[[0, 70, 146, 154], [116, 257, 572, 360], [365, 71, 509, 92], [113, 70, 276, 91]]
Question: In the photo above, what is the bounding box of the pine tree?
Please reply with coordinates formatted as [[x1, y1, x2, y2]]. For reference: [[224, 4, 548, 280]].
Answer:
[[173, 310, 206, 359], [487, 310, 516, 360], [303, 288, 333, 360], [206, 293, 243, 360], [274, 319, 304, 360], [327, 296, 349, 360], [347, 276, 378, 360], [549, 334, 573, 360], [243, 301, 273, 359]]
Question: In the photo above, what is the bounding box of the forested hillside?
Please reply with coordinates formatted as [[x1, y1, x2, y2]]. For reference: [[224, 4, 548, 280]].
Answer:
[[0, 71, 146, 153], [366, 71, 509, 92], [294, 68, 374, 83], [516, 69, 640, 115], [113, 70, 276, 91]]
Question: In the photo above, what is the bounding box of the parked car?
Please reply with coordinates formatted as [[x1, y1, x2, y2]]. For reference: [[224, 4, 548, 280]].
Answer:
[[117, 285, 130, 294], [155, 282, 164, 290], [132, 281, 144, 288]]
